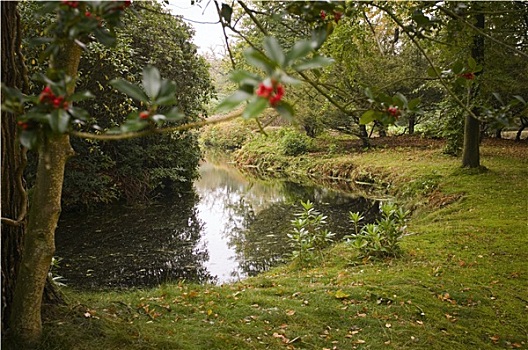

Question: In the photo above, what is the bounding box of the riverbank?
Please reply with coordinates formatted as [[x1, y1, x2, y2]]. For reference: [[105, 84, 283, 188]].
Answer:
[[25, 129, 528, 350]]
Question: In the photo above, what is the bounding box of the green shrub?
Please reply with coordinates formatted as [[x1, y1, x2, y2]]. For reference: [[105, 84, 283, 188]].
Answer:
[[288, 200, 335, 266], [346, 203, 409, 259], [280, 129, 313, 156]]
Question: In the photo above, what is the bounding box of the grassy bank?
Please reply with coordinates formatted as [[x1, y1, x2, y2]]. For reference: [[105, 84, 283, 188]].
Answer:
[[25, 129, 528, 350]]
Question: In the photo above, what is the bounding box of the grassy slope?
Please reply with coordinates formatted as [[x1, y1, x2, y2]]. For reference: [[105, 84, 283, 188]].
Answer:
[[32, 135, 527, 350]]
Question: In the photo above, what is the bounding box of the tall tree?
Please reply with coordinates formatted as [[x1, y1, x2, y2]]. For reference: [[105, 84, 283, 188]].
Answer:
[[1, 1, 27, 332]]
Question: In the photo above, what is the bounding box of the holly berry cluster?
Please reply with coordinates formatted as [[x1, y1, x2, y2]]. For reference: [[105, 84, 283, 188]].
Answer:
[[39, 86, 69, 110], [386, 106, 401, 118], [459, 72, 475, 80], [320, 10, 343, 23], [256, 82, 285, 107], [61, 1, 79, 8]]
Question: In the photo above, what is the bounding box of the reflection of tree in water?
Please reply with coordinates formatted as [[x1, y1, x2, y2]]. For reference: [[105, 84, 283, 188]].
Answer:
[[221, 181, 380, 278], [55, 189, 214, 290]]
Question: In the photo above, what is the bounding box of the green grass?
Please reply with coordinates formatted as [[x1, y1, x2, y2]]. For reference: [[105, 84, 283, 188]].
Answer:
[[20, 135, 528, 350]]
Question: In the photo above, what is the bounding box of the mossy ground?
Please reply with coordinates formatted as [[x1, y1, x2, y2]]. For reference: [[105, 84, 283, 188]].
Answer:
[[14, 129, 527, 350]]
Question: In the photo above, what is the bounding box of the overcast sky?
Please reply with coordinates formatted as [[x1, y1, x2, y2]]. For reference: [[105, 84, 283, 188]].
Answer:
[[166, 0, 226, 56]]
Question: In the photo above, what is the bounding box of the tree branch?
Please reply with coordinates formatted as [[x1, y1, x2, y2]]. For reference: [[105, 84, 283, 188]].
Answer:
[[70, 109, 243, 141], [438, 5, 528, 59]]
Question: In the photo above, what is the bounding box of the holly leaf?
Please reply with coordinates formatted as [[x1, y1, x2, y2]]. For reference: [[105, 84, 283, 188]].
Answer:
[[293, 55, 334, 71], [264, 37, 285, 66], [19, 130, 39, 149], [244, 48, 276, 75], [285, 40, 313, 65], [110, 79, 149, 102], [142, 66, 162, 100], [243, 97, 268, 119], [274, 100, 294, 121], [216, 90, 252, 113], [360, 110, 377, 125]]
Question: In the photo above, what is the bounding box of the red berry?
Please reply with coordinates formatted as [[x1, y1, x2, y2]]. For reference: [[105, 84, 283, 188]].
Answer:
[[256, 83, 273, 99], [320, 10, 326, 19], [139, 111, 150, 120], [52, 96, 64, 108], [85, 11, 92, 17], [334, 11, 343, 23], [460, 72, 475, 80], [387, 106, 400, 118], [124, 0, 132, 7]]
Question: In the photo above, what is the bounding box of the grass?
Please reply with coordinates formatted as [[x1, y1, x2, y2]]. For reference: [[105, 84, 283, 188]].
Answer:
[[18, 132, 528, 350]]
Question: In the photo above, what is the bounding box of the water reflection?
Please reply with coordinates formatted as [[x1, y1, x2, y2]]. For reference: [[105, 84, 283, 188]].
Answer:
[[55, 156, 378, 290]]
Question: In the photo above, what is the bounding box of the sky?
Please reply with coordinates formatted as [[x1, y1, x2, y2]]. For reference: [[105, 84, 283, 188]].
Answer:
[[166, 0, 226, 56]]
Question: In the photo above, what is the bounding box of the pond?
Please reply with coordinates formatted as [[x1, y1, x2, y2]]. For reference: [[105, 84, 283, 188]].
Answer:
[[55, 156, 379, 290]]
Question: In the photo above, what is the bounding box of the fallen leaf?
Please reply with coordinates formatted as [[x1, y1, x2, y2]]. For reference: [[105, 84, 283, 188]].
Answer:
[[354, 339, 366, 344], [335, 289, 350, 299], [286, 310, 296, 316], [490, 335, 500, 343], [385, 323, 392, 328]]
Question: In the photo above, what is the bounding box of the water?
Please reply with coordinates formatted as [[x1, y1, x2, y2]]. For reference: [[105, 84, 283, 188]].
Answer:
[[55, 157, 379, 290]]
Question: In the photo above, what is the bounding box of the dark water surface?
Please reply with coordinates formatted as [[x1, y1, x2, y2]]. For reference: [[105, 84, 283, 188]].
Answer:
[[55, 157, 378, 290]]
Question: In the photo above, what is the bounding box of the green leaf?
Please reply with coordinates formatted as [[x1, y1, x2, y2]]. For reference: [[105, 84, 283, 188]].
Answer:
[[142, 66, 162, 99], [408, 98, 421, 110], [364, 87, 375, 100], [393, 93, 408, 107], [244, 48, 276, 75], [360, 110, 377, 125], [229, 70, 261, 86], [20, 130, 39, 149], [110, 79, 149, 102], [264, 37, 285, 66], [68, 107, 90, 121], [164, 107, 184, 121], [452, 61, 464, 75], [293, 55, 334, 71], [468, 57, 477, 70], [93, 27, 117, 47], [513, 95, 526, 105], [492, 93, 504, 105], [49, 109, 70, 134], [216, 90, 252, 113], [285, 40, 313, 65], [243, 97, 268, 119], [274, 101, 294, 121], [69, 90, 94, 102], [311, 25, 328, 50]]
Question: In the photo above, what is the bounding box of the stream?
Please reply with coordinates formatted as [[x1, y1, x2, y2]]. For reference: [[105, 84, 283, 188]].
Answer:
[[55, 156, 379, 290]]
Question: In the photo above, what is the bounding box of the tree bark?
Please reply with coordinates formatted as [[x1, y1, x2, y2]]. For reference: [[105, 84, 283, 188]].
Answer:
[[8, 40, 81, 347], [1, 1, 27, 332], [461, 8, 485, 168]]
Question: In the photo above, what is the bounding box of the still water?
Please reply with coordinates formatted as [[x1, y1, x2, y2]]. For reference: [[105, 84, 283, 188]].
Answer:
[[55, 157, 378, 290]]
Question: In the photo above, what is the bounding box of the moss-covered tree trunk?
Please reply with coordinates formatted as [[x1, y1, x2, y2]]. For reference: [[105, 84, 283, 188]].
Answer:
[[461, 8, 484, 168], [8, 41, 81, 347]]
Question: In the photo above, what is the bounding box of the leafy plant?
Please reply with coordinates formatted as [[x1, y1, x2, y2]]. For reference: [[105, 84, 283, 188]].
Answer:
[[288, 200, 335, 266], [346, 203, 409, 259], [280, 129, 313, 156]]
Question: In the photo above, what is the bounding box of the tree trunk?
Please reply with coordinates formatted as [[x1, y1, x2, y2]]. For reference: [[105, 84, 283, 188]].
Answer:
[[1, 1, 28, 332], [8, 40, 81, 347], [408, 115, 415, 135], [461, 8, 484, 168]]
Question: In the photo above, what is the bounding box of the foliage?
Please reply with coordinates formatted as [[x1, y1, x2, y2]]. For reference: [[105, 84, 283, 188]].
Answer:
[[17, 1, 212, 208], [279, 128, 313, 156], [288, 200, 335, 266], [346, 203, 409, 259]]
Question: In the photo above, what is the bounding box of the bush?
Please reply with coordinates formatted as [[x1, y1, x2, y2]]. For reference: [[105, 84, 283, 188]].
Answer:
[[280, 129, 313, 156], [288, 200, 335, 266], [346, 203, 409, 259]]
